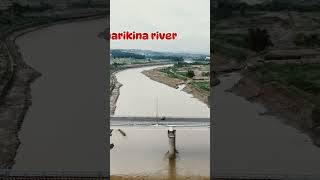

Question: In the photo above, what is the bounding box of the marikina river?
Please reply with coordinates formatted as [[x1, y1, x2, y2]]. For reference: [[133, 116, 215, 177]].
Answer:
[[13, 19, 108, 171]]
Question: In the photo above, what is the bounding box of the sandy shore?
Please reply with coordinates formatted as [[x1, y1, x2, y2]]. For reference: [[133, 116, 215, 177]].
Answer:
[[142, 67, 210, 106]]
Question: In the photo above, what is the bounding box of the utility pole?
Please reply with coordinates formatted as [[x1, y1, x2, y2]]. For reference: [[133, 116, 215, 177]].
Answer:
[[155, 97, 158, 118]]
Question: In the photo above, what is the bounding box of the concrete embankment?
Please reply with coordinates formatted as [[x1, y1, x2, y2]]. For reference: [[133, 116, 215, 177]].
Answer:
[[110, 73, 122, 115], [0, 9, 108, 168]]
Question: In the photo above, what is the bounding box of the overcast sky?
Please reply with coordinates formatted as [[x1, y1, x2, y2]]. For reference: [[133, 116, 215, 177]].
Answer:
[[110, 0, 210, 54]]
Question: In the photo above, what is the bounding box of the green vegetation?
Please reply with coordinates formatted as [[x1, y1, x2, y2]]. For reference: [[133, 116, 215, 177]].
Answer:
[[213, 0, 320, 15], [174, 61, 208, 68], [111, 50, 186, 62], [186, 70, 195, 78], [294, 33, 320, 47], [213, 27, 272, 62], [247, 28, 273, 52], [0, 14, 55, 39], [214, 33, 249, 49], [150, 55, 184, 61], [160, 67, 188, 81], [249, 0, 320, 12], [191, 81, 210, 91], [110, 57, 158, 73], [111, 50, 146, 59], [255, 64, 320, 95], [70, 1, 96, 8], [160, 63, 210, 92], [202, 72, 210, 76], [161, 63, 205, 80], [213, 41, 248, 62], [8, 2, 53, 14]]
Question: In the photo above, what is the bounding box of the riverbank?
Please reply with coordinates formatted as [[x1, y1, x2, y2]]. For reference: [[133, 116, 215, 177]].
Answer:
[[0, 8, 108, 168], [231, 66, 320, 146], [214, 52, 320, 147], [142, 67, 209, 106], [110, 63, 171, 115], [0, 41, 41, 169]]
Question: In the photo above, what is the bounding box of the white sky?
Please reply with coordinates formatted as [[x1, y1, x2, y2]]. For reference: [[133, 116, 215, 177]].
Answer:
[[110, 0, 210, 54]]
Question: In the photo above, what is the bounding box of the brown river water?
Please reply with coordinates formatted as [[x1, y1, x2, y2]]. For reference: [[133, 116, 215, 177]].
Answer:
[[13, 19, 108, 171]]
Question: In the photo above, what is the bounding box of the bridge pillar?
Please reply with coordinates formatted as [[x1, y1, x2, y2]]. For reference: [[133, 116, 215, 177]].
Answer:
[[168, 127, 176, 159]]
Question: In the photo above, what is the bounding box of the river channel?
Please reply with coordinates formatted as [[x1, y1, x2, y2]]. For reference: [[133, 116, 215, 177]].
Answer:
[[13, 19, 108, 171]]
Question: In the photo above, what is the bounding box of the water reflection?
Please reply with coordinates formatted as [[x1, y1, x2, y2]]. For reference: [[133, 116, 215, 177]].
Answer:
[[168, 157, 177, 180]]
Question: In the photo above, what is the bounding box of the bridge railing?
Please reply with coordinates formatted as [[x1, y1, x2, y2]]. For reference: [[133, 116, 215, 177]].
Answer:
[[110, 116, 210, 127]]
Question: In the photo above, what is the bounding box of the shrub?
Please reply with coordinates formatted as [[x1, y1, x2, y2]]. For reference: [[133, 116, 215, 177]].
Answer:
[[186, 70, 195, 78]]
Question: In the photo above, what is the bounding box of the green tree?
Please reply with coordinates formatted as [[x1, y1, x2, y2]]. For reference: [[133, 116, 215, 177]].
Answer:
[[247, 28, 273, 52], [186, 70, 195, 78]]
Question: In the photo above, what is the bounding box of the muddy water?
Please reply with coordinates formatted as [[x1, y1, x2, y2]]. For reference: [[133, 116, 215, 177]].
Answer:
[[114, 66, 209, 117], [13, 19, 108, 170], [111, 126, 210, 176], [213, 73, 320, 175]]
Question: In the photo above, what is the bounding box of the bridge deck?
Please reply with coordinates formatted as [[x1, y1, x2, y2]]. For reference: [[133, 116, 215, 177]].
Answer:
[[111, 116, 210, 127]]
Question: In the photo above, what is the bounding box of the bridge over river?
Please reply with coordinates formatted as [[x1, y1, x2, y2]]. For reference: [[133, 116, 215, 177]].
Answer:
[[111, 116, 210, 127]]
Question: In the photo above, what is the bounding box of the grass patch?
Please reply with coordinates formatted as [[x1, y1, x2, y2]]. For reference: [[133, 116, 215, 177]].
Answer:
[[191, 81, 210, 92], [160, 67, 188, 81], [213, 39, 248, 62], [214, 33, 249, 49], [255, 64, 320, 95]]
